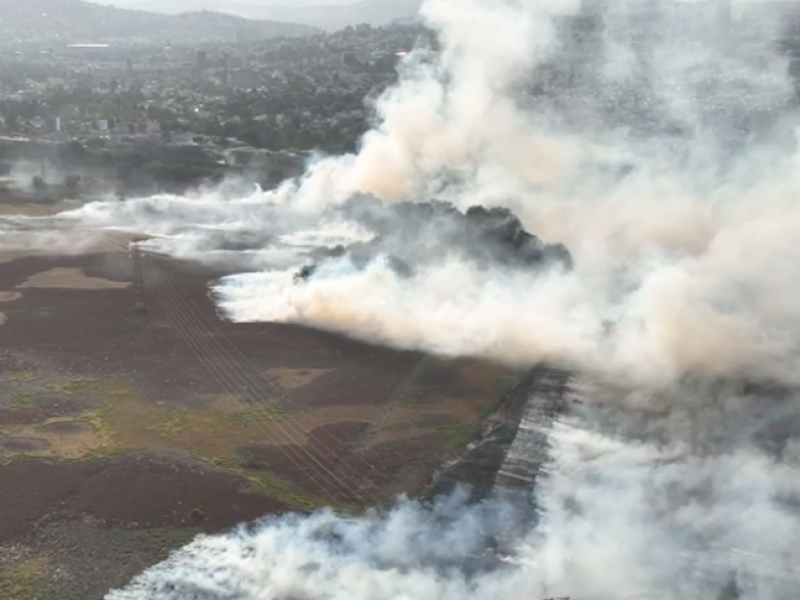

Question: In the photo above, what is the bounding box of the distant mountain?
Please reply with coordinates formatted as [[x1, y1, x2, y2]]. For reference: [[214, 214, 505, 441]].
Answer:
[[0, 0, 319, 46], [125, 0, 350, 11], [112, 0, 423, 31], [246, 0, 423, 31]]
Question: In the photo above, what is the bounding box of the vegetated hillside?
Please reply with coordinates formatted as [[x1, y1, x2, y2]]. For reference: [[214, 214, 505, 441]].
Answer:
[[127, 0, 422, 31], [0, 0, 319, 46], [250, 0, 423, 31], [126, 0, 346, 13]]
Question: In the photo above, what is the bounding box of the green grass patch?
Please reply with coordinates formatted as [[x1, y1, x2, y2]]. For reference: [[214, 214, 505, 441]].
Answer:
[[195, 455, 322, 510], [438, 421, 476, 450], [197, 456, 343, 513], [147, 416, 186, 438], [0, 451, 23, 466], [146, 527, 202, 550], [142, 403, 288, 445], [495, 374, 519, 397], [0, 556, 48, 600], [245, 471, 320, 510], [5, 392, 34, 409], [198, 454, 228, 467], [224, 407, 287, 423], [3, 371, 40, 384], [79, 445, 132, 461], [44, 375, 102, 397], [477, 403, 496, 420]]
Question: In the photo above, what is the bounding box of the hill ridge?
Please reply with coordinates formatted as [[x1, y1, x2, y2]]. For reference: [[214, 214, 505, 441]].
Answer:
[[0, 0, 320, 46]]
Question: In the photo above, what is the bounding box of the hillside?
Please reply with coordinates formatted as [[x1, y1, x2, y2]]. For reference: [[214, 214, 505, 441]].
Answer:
[[0, 0, 319, 46], [247, 0, 423, 31], [124, 0, 422, 31]]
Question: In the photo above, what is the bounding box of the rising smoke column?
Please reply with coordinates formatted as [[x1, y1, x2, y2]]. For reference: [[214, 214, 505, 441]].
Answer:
[[97, 0, 800, 598], [208, 0, 800, 389]]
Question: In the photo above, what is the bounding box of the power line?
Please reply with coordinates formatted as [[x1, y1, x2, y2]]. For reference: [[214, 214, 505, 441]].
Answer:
[[121, 239, 392, 508]]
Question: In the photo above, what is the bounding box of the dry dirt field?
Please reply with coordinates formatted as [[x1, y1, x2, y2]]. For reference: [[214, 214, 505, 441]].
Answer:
[[0, 199, 519, 599]]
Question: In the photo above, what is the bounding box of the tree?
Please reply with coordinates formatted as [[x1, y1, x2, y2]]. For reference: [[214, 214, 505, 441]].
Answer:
[[64, 174, 81, 196], [32, 175, 48, 197]]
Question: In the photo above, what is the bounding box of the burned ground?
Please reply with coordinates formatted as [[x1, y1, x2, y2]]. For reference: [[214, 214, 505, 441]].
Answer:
[[0, 204, 518, 599]]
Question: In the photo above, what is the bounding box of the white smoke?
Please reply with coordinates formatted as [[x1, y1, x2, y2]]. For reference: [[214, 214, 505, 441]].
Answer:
[[52, 0, 800, 389], [110, 395, 800, 600], [205, 0, 800, 389], [52, 0, 800, 597]]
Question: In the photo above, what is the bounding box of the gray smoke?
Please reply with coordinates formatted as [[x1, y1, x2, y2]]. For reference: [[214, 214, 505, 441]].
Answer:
[[293, 198, 572, 282], [197, 0, 800, 388], [108, 383, 800, 600], [50, 1, 800, 598]]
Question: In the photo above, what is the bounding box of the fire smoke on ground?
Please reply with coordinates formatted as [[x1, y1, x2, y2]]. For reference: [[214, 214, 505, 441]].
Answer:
[[45, 0, 800, 598]]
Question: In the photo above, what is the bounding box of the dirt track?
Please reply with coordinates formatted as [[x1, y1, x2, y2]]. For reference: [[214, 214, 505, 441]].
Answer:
[[0, 217, 516, 599]]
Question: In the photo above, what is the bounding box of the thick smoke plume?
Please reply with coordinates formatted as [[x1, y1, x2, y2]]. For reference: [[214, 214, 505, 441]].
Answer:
[[294, 198, 572, 280], [110, 397, 800, 599], [41, 0, 799, 598], [61, 0, 800, 389]]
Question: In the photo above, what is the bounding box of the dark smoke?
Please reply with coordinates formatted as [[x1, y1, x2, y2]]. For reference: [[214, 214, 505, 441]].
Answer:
[[296, 198, 572, 282]]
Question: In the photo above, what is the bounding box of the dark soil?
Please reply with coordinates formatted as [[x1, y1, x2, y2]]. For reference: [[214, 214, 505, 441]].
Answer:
[[0, 396, 96, 426], [0, 453, 288, 545], [39, 421, 93, 434], [243, 424, 450, 502], [0, 232, 504, 599], [15, 519, 202, 600], [414, 413, 461, 428], [0, 433, 49, 452]]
